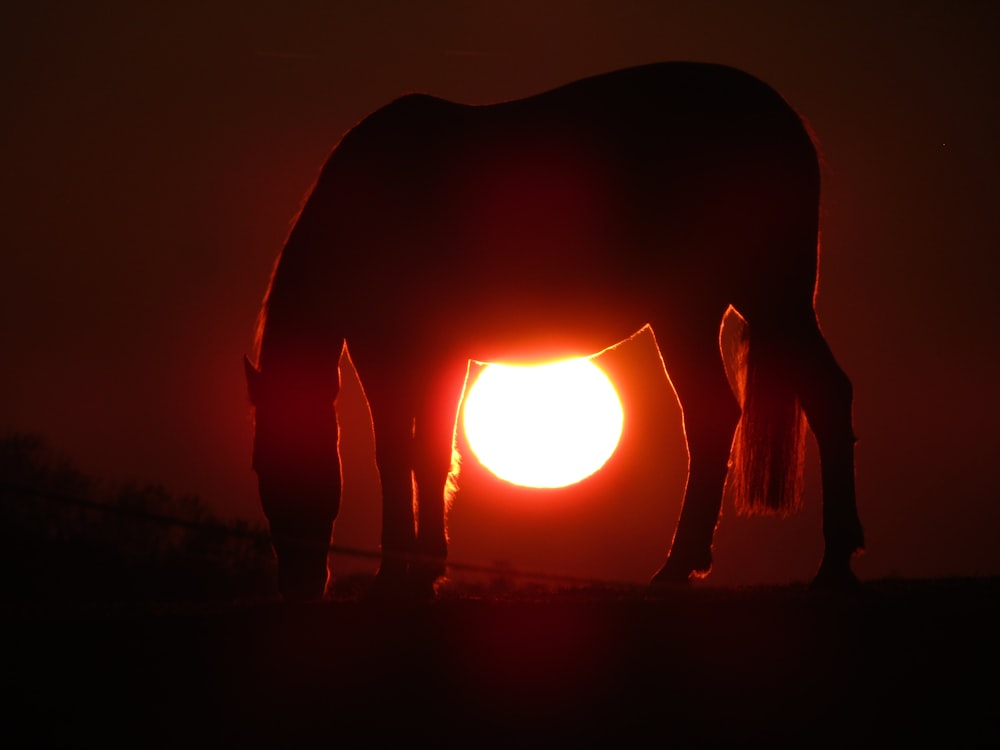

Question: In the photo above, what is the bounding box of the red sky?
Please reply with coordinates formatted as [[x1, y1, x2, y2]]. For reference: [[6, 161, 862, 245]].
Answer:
[[1, 1, 998, 586]]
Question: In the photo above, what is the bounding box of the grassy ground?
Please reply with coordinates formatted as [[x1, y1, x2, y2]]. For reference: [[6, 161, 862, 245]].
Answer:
[[4, 576, 997, 747]]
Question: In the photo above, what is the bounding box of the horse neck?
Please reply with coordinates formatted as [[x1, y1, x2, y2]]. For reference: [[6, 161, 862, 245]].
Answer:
[[256, 296, 342, 401], [257, 223, 346, 379]]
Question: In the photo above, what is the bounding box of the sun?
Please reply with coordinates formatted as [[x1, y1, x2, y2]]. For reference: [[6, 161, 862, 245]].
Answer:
[[462, 358, 624, 489]]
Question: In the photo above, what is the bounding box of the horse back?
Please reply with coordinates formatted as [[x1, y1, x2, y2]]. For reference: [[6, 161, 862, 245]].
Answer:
[[278, 62, 820, 361]]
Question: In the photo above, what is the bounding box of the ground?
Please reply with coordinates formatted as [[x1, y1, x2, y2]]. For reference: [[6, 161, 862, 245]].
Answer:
[[4, 577, 997, 746]]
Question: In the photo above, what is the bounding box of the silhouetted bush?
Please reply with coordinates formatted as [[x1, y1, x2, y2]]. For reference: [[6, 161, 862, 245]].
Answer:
[[0, 433, 277, 604]]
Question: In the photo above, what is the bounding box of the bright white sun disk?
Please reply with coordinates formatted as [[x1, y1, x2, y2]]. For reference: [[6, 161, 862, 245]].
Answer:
[[462, 358, 624, 489]]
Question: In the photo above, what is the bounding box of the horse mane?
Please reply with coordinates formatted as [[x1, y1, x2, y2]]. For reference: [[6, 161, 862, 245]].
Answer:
[[252, 193, 314, 366]]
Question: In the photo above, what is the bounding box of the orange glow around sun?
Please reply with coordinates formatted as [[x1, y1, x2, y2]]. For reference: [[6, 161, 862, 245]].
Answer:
[[462, 358, 624, 489]]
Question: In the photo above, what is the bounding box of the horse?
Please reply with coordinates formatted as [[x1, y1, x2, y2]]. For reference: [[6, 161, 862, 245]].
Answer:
[[244, 61, 864, 600]]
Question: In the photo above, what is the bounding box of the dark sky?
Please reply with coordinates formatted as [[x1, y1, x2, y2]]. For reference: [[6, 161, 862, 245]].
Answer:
[[2, 1, 998, 586]]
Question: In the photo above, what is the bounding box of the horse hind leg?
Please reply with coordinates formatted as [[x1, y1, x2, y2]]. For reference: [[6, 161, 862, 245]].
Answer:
[[790, 313, 864, 590], [650, 314, 741, 586]]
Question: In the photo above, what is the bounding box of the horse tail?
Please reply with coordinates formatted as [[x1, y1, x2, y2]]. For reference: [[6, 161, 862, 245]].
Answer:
[[728, 318, 808, 516]]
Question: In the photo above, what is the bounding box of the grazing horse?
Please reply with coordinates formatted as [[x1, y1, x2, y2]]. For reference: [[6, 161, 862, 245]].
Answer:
[[244, 61, 864, 600]]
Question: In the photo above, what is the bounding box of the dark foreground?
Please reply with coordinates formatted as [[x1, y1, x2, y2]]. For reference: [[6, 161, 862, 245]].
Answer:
[[4, 577, 997, 747]]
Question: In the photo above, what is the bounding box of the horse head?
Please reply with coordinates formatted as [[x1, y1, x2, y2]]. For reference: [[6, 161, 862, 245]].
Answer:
[[244, 355, 341, 600]]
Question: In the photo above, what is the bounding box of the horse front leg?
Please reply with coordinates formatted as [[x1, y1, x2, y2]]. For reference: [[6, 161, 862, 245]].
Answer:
[[410, 362, 470, 597], [366, 394, 419, 596]]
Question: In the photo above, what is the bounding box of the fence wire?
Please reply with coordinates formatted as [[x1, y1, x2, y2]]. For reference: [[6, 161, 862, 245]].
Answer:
[[0, 480, 643, 590]]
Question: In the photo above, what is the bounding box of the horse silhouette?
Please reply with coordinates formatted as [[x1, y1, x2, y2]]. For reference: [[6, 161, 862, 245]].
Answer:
[[244, 62, 864, 600]]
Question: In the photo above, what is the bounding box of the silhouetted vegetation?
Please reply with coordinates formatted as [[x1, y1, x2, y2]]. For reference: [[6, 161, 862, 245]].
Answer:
[[0, 433, 276, 605]]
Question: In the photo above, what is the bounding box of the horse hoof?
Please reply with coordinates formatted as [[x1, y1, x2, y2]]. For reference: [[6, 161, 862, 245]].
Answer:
[[649, 567, 697, 594], [809, 565, 862, 594], [277, 575, 328, 602], [649, 567, 692, 588], [407, 553, 445, 600], [407, 575, 439, 602], [367, 566, 410, 600], [647, 576, 692, 598], [367, 566, 440, 602], [649, 552, 712, 590]]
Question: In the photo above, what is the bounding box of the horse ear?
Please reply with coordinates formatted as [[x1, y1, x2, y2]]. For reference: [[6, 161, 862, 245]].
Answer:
[[244, 354, 262, 405]]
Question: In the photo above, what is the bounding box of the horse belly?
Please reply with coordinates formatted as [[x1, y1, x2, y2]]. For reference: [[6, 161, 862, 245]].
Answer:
[[441, 163, 649, 362]]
